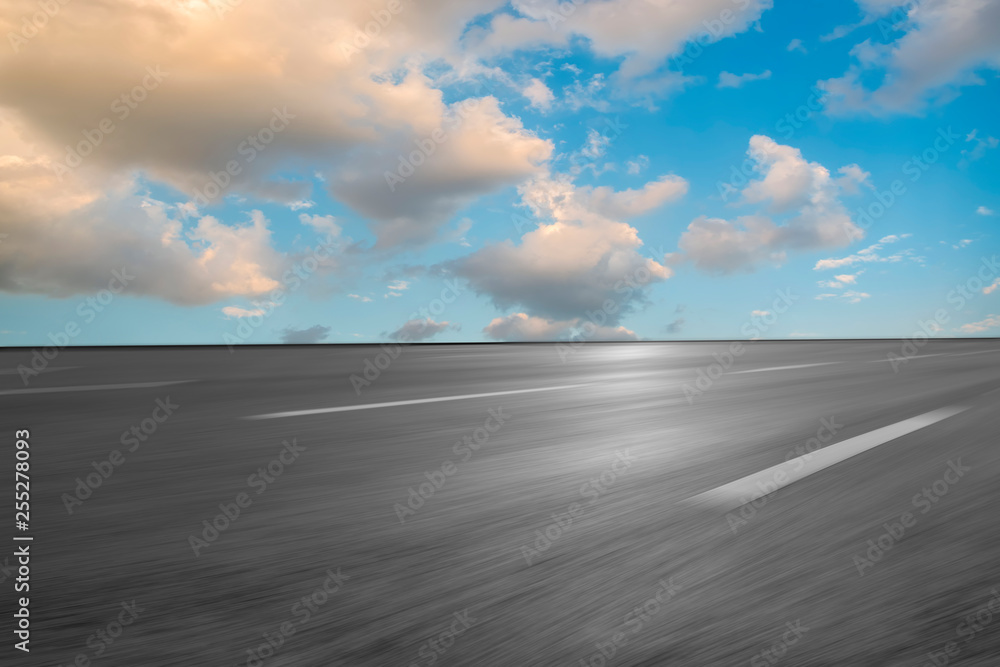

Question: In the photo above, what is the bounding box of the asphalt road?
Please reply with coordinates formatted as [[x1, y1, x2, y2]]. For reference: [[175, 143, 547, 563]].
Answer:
[[1, 340, 999, 666]]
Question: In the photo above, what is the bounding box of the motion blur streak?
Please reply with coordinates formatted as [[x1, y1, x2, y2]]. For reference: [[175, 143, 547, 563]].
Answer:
[[1, 340, 999, 665]]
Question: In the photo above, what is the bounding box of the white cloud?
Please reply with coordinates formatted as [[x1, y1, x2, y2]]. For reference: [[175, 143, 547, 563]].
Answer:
[[751, 310, 772, 317], [977, 206, 996, 216], [673, 135, 866, 273], [820, 0, 1000, 115], [984, 278, 1000, 295], [222, 306, 267, 319], [820, 272, 862, 289], [952, 239, 973, 249], [787, 38, 807, 54], [522, 78, 555, 110], [579, 175, 689, 219], [836, 164, 873, 194], [814, 234, 913, 270], [957, 314, 1000, 333], [347, 293, 372, 302], [960, 129, 999, 167], [816, 290, 871, 303], [626, 155, 650, 175], [384, 280, 410, 297], [449, 172, 677, 323], [584, 324, 639, 341], [483, 313, 575, 341], [717, 70, 772, 89], [0, 0, 569, 287], [472, 0, 772, 97], [332, 95, 553, 247]]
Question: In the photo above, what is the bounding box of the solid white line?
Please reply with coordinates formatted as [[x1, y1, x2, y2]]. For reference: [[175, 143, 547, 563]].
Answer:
[[0, 380, 194, 396], [686, 404, 969, 510], [729, 362, 840, 375], [947, 349, 1000, 357], [868, 353, 950, 363], [245, 384, 592, 420]]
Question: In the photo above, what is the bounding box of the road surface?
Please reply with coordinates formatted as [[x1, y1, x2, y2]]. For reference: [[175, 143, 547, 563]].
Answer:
[[1, 340, 999, 666]]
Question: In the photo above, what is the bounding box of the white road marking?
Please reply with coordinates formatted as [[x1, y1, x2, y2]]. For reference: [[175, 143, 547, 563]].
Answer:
[[868, 353, 950, 363], [947, 349, 1000, 357], [729, 362, 840, 375], [686, 404, 969, 510], [0, 380, 194, 396], [245, 384, 592, 420]]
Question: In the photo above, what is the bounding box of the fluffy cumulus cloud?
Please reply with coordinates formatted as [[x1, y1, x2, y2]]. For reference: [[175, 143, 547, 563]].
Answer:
[[672, 135, 866, 274], [333, 95, 552, 247], [447, 171, 681, 327], [0, 0, 559, 300], [389, 318, 458, 341], [0, 122, 289, 304], [820, 0, 1000, 115]]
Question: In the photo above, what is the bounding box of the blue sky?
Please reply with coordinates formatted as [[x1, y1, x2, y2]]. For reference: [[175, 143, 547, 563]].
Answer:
[[1, 0, 998, 344]]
